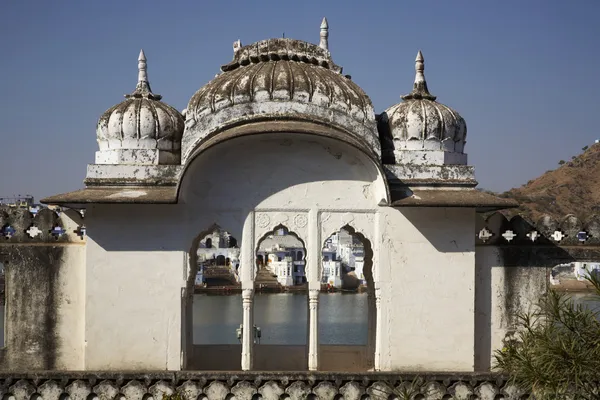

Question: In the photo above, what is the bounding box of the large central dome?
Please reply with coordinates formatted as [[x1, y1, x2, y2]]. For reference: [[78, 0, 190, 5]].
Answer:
[[181, 32, 379, 164]]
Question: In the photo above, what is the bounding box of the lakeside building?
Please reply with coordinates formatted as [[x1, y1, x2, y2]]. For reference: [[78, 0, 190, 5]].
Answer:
[[257, 228, 306, 286], [8, 19, 575, 383], [195, 228, 240, 285]]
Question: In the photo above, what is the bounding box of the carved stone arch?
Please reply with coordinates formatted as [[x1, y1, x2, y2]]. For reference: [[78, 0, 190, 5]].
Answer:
[[253, 223, 307, 281], [320, 224, 374, 291], [319, 211, 376, 283], [183, 222, 240, 369]]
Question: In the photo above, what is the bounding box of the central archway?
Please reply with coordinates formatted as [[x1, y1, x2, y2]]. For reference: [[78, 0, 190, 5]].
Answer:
[[319, 225, 375, 371], [253, 225, 309, 370]]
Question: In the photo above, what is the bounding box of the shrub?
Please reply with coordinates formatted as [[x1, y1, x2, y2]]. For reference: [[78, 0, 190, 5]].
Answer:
[[494, 273, 600, 399]]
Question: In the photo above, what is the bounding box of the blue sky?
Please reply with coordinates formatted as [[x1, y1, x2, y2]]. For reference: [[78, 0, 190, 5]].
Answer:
[[1, 0, 599, 201]]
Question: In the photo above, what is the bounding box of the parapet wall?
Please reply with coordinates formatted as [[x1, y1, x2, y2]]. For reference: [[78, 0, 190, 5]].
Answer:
[[0, 206, 86, 370], [476, 212, 600, 249], [474, 211, 600, 371], [0, 372, 525, 400]]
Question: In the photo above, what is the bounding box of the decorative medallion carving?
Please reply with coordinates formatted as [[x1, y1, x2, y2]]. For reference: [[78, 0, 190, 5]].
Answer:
[[293, 214, 308, 229], [256, 213, 270, 228]]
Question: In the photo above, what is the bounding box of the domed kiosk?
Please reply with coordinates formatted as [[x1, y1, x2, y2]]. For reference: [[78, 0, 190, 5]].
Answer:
[[40, 19, 517, 374]]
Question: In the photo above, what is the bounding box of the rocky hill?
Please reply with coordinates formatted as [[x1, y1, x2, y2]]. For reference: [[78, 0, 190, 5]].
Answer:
[[497, 143, 600, 221]]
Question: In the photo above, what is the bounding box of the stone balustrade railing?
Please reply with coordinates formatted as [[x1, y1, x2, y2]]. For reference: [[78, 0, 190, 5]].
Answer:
[[0, 207, 84, 243], [0, 372, 526, 400], [477, 212, 600, 246]]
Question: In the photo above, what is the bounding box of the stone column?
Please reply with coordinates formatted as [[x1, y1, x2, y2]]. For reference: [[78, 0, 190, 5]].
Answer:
[[306, 208, 321, 371], [308, 288, 319, 371], [241, 288, 254, 371], [374, 287, 382, 371]]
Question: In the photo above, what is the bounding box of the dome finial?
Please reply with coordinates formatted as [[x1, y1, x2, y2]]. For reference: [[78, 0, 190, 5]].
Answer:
[[138, 49, 148, 84], [402, 50, 436, 101], [128, 49, 161, 100], [319, 17, 329, 51]]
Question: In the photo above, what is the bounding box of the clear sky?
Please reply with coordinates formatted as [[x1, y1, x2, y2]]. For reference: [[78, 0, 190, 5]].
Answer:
[[1, 0, 599, 201]]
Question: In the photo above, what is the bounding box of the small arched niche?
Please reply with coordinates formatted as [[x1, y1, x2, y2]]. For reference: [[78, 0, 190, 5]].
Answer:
[[185, 224, 242, 370], [253, 225, 309, 370], [319, 225, 375, 372]]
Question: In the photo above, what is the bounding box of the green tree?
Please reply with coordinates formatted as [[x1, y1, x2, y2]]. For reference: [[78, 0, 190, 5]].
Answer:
[[559, 160, 566, 165], [494, 273, 600, 399]]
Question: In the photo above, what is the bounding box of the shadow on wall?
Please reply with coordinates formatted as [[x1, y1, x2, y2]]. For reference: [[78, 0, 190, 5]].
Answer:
[[178, 134, 387, 212], [89, 134, 386, 253], [399, 207, 476, 253], [474, 216, 577, 372]]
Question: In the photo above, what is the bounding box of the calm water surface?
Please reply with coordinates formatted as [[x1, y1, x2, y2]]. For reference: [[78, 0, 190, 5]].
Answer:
[[0, 293, 595, 348], [193, 292, 369, 345]]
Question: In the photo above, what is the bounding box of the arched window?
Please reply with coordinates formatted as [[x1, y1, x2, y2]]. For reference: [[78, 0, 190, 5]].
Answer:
[[319, 226, 374, 372], [254, 225, 308, 370], [187, 226, 241, 371]]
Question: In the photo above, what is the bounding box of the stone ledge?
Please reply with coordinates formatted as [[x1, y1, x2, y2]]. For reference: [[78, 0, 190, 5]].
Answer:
[[0, 372, 526, 400], [384, 164, 476, 186], [85, 164, 182, 186]]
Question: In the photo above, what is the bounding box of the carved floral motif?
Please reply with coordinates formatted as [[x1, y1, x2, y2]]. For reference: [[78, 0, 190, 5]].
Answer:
[[293, 214, 308, 229], [256, 213, 270, 228]]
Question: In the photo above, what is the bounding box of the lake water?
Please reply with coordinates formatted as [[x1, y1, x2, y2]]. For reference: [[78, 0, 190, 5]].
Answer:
[[193, 292, 369, 345], [0, 292, 595, 349]]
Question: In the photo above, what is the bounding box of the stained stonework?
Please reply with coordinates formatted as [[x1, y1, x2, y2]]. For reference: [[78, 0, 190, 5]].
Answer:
[[0, 207, 85, 371], [0, 372, 528, 400], [182, 38, 380, 163]]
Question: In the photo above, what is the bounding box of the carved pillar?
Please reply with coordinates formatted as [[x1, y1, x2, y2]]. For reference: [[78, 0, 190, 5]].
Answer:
[[241, 288, 254, 371], [374, 287, 382, 371], [308, 288, 319, 371], [307, 208, 320, 371]]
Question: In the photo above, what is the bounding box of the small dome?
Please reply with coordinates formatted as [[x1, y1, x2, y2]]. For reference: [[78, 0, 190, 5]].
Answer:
[[182, 30, 379, 163], [380, 51, 467, 163], [96, 50, 184, 165]]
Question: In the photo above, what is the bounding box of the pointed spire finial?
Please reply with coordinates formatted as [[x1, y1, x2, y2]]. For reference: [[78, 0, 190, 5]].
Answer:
[[138, 49, 148, 85], [319, 17, 329, 51], [127, 49, 161, 100], [233, 40, 242, 54], [402, 50, 436, 101]]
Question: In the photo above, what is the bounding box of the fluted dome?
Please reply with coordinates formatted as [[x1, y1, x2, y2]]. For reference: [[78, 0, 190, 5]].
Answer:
[[182, 28, 379, 163], [379, 51, 467, 165], [96, 50, 184, 165]]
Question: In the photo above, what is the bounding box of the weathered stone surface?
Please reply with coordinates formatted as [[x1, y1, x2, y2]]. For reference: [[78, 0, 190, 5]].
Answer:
[[258, 380, 284, 400], [285, 381, 311, 400], [93, 380, 120, 400], [204, 381, 229, 400], [175, 380, 202, 400], [380, 51, 467, 166], [0, 372, 549, 400], [183, 38, 380, 165], [96, 50, 184, 166], [230, 381, 256, 400]]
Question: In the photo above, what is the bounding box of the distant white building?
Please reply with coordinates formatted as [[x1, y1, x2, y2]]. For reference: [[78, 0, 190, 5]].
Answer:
[[196, 228, 240, 284], [322, 229, 366, 286], [574, 262, 600, 280], [257, 229, 305, 286]]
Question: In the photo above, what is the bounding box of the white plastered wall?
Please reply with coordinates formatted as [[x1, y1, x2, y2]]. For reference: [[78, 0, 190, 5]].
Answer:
[[378, 207, 477, 371], [84, 204, 186, 370], [55, 210, 87, 370], [474, 246, 548, 371], [84, 131, 480, 371]]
